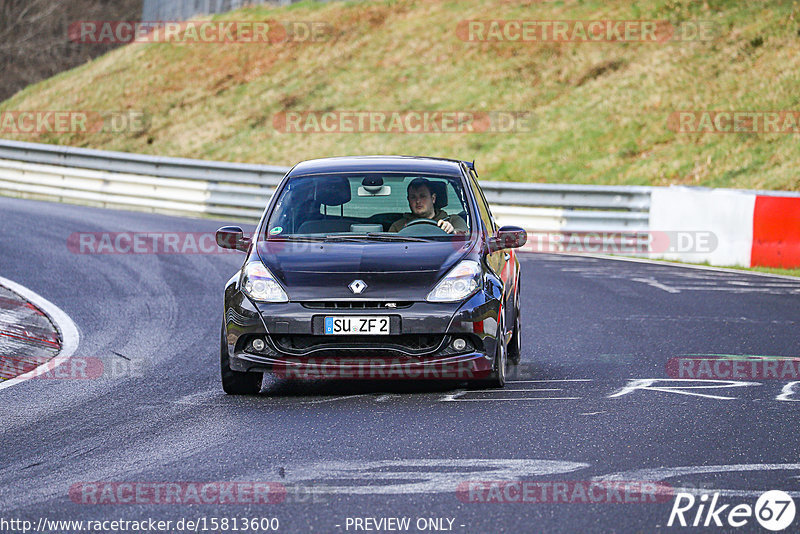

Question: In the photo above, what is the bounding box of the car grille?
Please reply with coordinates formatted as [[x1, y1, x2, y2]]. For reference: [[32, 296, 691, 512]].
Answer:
[[301, 301, 413, 310], [270, 334, 446, 356]]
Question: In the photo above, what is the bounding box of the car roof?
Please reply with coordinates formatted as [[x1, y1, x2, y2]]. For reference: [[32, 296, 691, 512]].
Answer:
[[287, 156, 467, 177]]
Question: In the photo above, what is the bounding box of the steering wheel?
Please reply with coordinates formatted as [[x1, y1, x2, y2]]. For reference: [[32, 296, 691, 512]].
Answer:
[[405, 218, 441, 228], [398, 218, 449, 235]]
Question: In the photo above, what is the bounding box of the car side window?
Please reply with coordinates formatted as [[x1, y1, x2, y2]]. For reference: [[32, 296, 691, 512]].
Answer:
[[468, 170, 496, 233]]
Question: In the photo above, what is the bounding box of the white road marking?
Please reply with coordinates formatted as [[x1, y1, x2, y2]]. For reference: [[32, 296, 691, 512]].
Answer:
[[444, 397, 582, 401], [304, 394, 373, 404], [667, 286, 800, 294], [776, 381, 800, 402], [507, 379, 593, 383], [441, 382, 583, 402], [554, 257, 800, 294], [550, 252, 800, 281], [631, 278, 682, 293], [280, 459, 590, 495], [269, 458, 800, 498], [0, 276, 80, 392], [440, 390, 466, 402], [723, 280, 800, 287], [608, 379, 761, 400], [498, 388, 563, 392], [594, 464, 800, 498]]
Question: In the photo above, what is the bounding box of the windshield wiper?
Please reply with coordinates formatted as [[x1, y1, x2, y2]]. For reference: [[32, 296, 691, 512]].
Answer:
[[323, 235, 377, 242], [365, 233, 433, 242], [270, 234, 435, 243], [269, 236, 327, 242], [322, 233, 433, 243]]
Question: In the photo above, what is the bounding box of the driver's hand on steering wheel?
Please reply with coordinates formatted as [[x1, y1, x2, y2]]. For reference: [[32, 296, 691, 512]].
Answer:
[[437, 220, 455, 234]]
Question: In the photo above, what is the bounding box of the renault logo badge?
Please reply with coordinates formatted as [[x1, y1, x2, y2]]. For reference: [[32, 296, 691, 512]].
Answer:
[[349, 280, 367, 294]]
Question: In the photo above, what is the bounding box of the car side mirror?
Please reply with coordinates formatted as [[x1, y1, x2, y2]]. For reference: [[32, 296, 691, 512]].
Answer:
[[489, 226, 527, 252], [216, 226, 251, 252]]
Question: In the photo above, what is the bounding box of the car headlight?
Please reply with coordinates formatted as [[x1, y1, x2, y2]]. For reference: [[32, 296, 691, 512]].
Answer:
[[241, 263, 288, 302], [426, 260, 481, 302]]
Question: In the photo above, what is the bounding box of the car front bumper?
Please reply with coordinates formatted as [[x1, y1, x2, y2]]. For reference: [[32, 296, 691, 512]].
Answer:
[[223, 286, 501, 380]]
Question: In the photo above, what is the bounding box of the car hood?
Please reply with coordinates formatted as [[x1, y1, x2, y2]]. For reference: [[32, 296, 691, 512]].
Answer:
[[256, 240, 472, 301]]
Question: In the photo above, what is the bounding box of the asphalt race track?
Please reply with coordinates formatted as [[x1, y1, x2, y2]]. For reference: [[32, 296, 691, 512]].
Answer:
[[1, 196, 799, 534]]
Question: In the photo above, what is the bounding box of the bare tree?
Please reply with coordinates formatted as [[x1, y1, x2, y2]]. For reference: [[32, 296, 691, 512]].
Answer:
[[0, 0, 143, 102]]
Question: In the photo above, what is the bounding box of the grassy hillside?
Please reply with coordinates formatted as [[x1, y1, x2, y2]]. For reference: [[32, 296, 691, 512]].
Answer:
[[2, 0, 799, 190]]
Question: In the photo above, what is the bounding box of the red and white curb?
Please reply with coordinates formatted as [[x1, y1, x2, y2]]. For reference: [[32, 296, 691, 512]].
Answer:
[[0, 276, 80, 392], [650, 187, 800, 268]]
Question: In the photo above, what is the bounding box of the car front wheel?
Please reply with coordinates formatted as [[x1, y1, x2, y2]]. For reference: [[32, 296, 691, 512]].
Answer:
[[508, 277, 521, 364], [220, 323, 263, 395], [469, 318, 507, 389]]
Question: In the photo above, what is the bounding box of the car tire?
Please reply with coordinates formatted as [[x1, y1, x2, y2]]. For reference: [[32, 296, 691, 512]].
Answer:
[[469, 318, 507, 389], [487, 326, 507, 388], [508, 277, 521, 365], [220, 323, 263, 395]]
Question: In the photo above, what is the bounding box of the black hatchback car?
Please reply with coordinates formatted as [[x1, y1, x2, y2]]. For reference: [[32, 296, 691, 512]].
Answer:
[[216, 156, 526, 394]]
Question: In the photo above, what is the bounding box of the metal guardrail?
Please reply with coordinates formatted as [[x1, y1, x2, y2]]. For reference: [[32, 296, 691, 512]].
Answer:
[[0, 140, 286, 220], [480, 182, 650, 232], [143, 0, 309, 21], [0, 140, 287, 184], [0, 139, 651, 231]]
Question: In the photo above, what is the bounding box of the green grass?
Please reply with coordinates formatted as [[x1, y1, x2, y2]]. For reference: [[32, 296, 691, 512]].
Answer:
[[2, 0, 800, 189], [725, 264, 800, 278]]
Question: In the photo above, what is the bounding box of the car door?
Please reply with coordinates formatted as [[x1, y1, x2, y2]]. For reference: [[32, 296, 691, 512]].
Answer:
[[466, 170, 513, 335]]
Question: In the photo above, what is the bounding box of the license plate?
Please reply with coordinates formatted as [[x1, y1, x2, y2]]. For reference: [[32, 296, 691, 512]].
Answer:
[[324, 316, 390, 335]]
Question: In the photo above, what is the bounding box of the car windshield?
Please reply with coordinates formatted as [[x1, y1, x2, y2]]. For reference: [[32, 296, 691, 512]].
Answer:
[[264, 173, 473, 241]]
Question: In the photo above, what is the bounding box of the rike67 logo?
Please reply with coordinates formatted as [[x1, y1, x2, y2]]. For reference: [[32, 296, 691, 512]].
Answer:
[[668, 490, 796, 531]]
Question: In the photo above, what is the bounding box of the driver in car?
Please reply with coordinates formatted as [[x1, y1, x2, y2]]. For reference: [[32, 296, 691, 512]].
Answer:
[[389, 178, 468, 234]]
